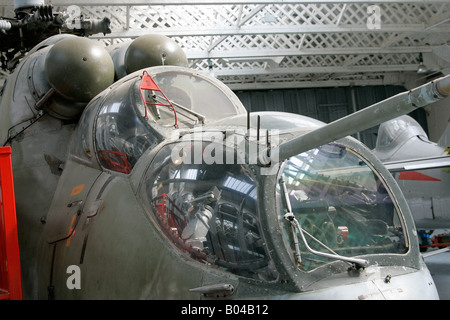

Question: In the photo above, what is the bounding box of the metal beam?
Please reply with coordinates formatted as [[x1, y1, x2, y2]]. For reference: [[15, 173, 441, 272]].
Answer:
[[38, 0, 450, 5], [214, 64, 418, 76], [186, 46, 435, 59], [207, 4, 266, 52], [91, 24, 450, 39], [224, 79, 393, 90]]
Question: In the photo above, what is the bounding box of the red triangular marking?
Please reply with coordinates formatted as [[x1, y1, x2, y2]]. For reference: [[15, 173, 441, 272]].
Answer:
[[398, 171, 440, 181], [140, 72, 160, 91]]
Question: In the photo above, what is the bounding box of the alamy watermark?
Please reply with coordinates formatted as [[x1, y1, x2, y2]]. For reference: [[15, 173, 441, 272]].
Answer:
[[170, 127, 280, 175], [367, 5, 382, 30], [66, 265, 81, 290], [65, 5, 83, 30]]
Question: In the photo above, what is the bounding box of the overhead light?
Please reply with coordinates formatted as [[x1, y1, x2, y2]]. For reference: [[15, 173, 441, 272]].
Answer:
[[417, 53, 428, 74], [417, 64, 429, 74], [207, 59, 216, 78]]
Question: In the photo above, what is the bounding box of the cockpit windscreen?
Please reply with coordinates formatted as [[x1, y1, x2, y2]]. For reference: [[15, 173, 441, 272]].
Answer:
[[93, 68, 246, 174], [139, 142, 278, 281], [278, 143, 408, 272], [143, 70, 245, 127]]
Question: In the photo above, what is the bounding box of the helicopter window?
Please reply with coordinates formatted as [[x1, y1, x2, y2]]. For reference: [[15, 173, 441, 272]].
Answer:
[[140, 69, 245, 127], [95, 79, 159, 174], [139, 142, 278, 281], [71, 96, 101, 163], [278, 143, 408, 272]]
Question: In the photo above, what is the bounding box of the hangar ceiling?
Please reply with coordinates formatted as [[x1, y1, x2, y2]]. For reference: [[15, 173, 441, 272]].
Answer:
[[1, 0, 450, 90]]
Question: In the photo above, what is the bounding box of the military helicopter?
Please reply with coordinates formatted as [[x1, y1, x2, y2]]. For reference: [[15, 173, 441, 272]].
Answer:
[[1, 27, 450, 299]]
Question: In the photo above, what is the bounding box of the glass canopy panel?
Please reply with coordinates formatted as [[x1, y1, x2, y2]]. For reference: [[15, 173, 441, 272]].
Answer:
[[278, 143, 408, 272], [140, 142, 278, 281]]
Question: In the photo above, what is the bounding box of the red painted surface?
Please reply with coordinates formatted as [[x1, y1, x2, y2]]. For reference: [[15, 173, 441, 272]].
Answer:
[[0, 146, 23, 300], [398, 171, 441, 182]]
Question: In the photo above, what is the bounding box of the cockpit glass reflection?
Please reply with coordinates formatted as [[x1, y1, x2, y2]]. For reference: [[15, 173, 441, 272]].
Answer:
[[94, 68, 246, 175], [140, 142, 278, 281], [95, 79, 159, 174], [278, 143, 408, 272], [148, 71, 242, 126]]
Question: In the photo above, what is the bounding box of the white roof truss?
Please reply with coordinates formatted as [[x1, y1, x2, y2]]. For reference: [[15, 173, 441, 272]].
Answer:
[[0, 0, 449, 89]]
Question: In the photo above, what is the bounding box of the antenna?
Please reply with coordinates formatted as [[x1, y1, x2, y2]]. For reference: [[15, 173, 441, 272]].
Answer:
[[247, 110, 250, 134], [257, 115, 261, 142]]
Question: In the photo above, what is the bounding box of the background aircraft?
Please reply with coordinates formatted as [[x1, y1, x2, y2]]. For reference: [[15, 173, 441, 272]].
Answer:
[[373, 115, 450, 249]]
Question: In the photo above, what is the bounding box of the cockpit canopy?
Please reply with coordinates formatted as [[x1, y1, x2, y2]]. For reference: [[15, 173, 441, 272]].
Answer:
[[139, 141, 279, 281], [71, 66, 246, 173], [374, 115, 443, 162], [376, 115, 428, 151]]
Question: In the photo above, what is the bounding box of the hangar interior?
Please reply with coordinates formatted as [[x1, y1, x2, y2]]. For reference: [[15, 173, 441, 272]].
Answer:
[[0, 0, 450, 300], [1, 0, 449, 145]]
